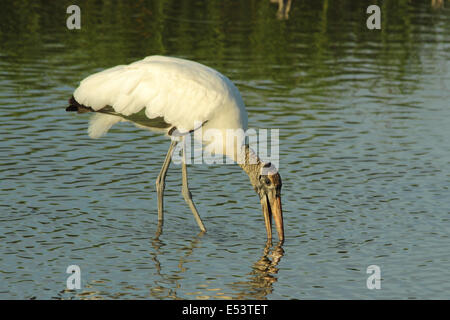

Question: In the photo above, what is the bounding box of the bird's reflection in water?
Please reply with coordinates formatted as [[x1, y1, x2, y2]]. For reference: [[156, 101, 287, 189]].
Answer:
[[227, 240, 285, 299], [270, 0, 293, 20], [59, 232, 284, 299], [148, 226, 206, 299], [148, 229, 285, 299]]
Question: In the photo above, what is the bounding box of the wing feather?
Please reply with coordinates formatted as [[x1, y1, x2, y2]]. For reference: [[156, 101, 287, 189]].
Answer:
[[73, 56, 231, 133]]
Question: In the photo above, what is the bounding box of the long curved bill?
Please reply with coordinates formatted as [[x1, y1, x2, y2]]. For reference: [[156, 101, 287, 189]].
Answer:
[[261, 193, 284, 242]]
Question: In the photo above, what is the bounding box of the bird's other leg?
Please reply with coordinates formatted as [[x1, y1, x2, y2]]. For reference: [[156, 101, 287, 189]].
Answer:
[[156, 139, 178, 225], [181, 138, 206, 232]]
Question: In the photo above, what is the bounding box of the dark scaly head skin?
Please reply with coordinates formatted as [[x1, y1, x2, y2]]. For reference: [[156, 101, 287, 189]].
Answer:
[[238, 146, 284, 242], [256, 163, 284, 242]]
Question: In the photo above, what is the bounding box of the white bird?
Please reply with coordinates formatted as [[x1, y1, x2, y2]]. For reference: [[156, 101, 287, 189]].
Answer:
[[66, 55, 284, 241]]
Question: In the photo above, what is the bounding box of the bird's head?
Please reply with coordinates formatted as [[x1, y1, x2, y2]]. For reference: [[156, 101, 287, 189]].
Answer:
[[254, 162, 284, 242], [238, 145, 284, 242]]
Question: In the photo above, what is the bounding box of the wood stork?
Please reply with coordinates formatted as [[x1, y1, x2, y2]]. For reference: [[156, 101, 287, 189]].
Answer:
[[66, 56, 284, 241]]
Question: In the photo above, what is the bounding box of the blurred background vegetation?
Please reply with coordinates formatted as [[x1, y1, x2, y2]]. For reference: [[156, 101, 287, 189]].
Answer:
[[0, 0, 448, 82]]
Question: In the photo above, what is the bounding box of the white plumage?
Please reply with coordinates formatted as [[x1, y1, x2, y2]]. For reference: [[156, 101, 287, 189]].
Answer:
[[67, 55, 284, 241], [74, 56, 247, 157]]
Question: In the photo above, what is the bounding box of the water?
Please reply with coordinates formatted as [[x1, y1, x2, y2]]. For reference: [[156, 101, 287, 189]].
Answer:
[[1, 0, 449, 299]]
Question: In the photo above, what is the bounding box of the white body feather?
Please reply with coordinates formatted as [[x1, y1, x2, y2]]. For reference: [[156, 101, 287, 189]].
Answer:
[[74, 56, 248, 158]]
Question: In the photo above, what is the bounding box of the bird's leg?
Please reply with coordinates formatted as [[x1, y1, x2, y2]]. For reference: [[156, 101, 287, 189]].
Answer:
[[181, 138, 207, 232], [156, 139, 178, 225]]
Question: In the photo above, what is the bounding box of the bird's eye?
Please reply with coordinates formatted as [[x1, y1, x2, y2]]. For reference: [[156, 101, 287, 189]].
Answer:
[[264, 178, 271, 185]]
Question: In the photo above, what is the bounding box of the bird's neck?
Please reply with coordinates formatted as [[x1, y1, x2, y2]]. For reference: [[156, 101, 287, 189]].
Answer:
[[237, 145, 263, 187]]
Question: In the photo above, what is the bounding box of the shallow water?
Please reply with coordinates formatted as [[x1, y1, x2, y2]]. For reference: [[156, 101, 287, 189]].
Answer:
[[1, 0, 449, 299]]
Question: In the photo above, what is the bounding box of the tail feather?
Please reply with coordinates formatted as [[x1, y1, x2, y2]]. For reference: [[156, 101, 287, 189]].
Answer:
[[88, 113, 123, 139], [66, 95, 122, 138], [66, 96, 94, 113]]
